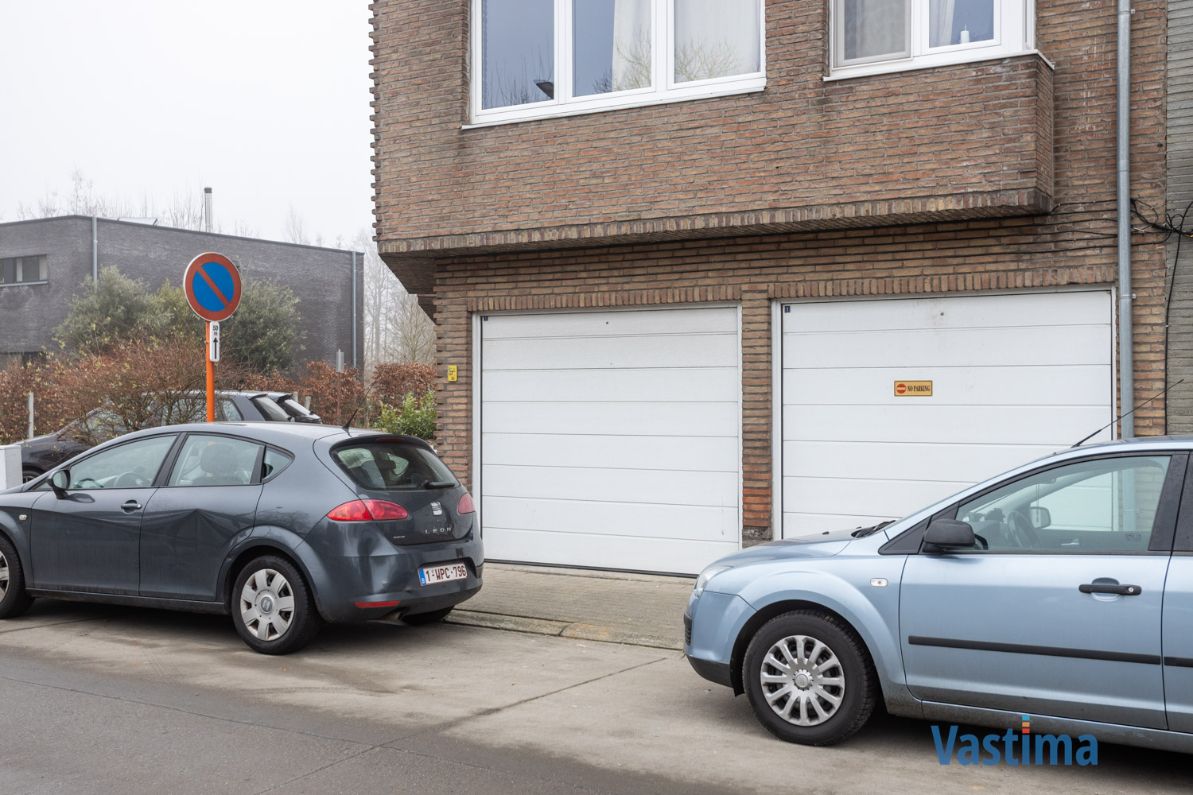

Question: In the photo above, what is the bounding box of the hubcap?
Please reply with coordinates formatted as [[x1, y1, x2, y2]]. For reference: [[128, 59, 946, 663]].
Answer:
[[760, 634, 846, 727], [239, 569, 295, 642], [0, 549, 8, 600]]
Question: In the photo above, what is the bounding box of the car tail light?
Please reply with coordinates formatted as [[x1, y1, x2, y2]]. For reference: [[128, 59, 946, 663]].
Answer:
[[327, 499, 409, 522], [457, 493, 476, 515]]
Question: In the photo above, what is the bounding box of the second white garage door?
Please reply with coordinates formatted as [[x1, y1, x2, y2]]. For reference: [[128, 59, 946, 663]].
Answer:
[[779, 291, 1115, 538], [478, 306, 742, 574]]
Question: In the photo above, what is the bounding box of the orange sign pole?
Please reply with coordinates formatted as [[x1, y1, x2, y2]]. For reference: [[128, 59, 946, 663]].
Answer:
[[205, 321, 216, 422]]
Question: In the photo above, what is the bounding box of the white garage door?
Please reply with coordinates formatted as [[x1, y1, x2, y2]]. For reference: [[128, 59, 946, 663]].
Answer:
[[779, 291, 1114, 537], [478, 306, 741, 574]]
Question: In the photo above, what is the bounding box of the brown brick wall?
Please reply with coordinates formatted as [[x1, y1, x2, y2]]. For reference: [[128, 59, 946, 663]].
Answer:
[[372, 0, 1171, 543], [371, 0, 1054, 263]]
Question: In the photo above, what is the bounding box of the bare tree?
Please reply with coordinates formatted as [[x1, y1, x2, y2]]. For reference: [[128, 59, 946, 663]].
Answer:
[[284, 206, 311, 245], [359, 231, 435, 373]]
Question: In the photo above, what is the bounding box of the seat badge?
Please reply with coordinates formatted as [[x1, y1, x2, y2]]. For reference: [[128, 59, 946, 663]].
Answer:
[[430, 501, 443, 516]]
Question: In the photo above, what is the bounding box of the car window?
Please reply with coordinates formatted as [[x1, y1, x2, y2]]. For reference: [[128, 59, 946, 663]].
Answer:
[[281, 397, 316, 420], [954, 456, 1172, 553], [333, 442, 455, 491], [67, 435, 177, 490], [261, 448, 293, 482], [251, 396, 291, 422], [219, 398, 244, 421], [167, 436, 262, 487]]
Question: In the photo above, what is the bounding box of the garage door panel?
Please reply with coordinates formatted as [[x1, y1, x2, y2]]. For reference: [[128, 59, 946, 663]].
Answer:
[[484, 433, 739, 472], [783, 512, 901, 537], [481, 306, 741, 574], [483, 465, 738, 508], [484, 367, 740, 403], [485, 528, 738, 575], [783, 325, 1111, 369], [486, 401, 739, 437], [783, 440, 1058, 484], [782, 365, 1111, 407], [485, 332, 738, 370], [784, 476, 970, 518], [784, 291, 1111, 333], [784, 404, 1111, 446], [483, 496, 737, 543], [779, 292, 1114, 540], [482, 307, 738, 339]]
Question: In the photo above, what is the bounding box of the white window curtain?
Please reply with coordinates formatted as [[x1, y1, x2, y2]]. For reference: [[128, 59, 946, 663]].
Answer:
[[840, 0, 907, 63], [929, 0, 955, 48], [611, 0, 651, 91], [674, 0, 761, 83]]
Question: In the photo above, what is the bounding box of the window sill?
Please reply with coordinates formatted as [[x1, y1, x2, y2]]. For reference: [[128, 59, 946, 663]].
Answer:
[[0, 280, 48, 288], [824, 48, 1054, 82], [463, 77, 767, 130]]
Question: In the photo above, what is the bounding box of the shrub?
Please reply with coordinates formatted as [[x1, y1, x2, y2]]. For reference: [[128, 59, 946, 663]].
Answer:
[[370, 363, 435, 406], [375, 391, 436, 440], [297, 361, 366, 426]]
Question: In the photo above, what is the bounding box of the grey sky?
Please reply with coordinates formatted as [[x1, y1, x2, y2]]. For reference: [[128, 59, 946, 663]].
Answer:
[[0, 0, 373, 245]]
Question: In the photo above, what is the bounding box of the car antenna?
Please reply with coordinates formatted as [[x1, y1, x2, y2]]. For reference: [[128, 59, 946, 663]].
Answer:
[[342, 406, 360, 435], [1071, 379, 1184, 448]]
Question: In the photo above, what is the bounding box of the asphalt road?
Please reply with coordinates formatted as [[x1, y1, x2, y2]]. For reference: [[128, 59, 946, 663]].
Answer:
[[0, 601, 1190, 794]]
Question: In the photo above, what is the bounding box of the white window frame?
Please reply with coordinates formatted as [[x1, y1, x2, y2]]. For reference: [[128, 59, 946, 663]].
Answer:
[[467, 0, 766, 128], [828, 0, 1035, 81]]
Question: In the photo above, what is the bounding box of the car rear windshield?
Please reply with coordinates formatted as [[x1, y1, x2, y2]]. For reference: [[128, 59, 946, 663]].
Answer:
[[333, 442, 456, 491]]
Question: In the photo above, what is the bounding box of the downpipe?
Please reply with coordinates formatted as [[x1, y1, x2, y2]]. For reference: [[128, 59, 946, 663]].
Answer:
[[1117, 0, 1134, 437]]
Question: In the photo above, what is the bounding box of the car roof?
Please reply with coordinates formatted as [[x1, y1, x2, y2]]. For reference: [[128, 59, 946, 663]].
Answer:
[[113, 421, 370, 446]]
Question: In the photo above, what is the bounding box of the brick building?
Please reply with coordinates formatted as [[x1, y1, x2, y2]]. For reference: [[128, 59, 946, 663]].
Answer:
[[0, 216, 364, 371], [371, 0, 1171, 574]]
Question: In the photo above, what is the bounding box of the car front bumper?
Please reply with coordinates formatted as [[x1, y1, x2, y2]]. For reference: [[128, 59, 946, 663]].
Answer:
[[684, 589, 756, 690]]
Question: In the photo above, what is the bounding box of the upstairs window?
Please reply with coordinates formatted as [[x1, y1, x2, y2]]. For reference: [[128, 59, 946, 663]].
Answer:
[[831, 0, 1033, 79], [472, 0, 765, 125], [0, 255, 48, 286]]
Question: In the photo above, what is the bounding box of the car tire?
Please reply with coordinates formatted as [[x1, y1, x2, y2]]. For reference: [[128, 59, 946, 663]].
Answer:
[[0, 535, 34, 620], [742, 610, 876, 746], [231, 556, 322, 655], [403, 607, 453, 626], [21, 469, 41, 484]]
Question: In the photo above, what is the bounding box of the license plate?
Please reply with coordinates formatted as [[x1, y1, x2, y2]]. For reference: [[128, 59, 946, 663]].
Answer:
[[419, 562, 468, 586]]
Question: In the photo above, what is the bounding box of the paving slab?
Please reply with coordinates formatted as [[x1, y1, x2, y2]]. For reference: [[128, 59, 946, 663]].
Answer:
[[435, 563, 694, 650]]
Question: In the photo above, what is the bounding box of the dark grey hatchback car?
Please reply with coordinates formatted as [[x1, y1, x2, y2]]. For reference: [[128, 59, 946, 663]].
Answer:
[[0, 423, 482, 654]]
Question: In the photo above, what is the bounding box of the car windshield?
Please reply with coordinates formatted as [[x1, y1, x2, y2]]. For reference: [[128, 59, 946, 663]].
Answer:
[[281, 397, 317, 419], [251, 396, 292, 422], [333, 441, 456, 491]]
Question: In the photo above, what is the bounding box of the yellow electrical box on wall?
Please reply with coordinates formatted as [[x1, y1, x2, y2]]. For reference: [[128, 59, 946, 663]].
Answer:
[[447, 365, 458, 382]]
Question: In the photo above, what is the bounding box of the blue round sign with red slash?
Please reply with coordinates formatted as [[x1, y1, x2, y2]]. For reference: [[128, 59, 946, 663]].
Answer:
[[183, 252, 242, 322]]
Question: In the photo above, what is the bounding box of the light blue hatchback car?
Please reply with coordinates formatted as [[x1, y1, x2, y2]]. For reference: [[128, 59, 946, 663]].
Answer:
[[685, 438, 1193, 750]]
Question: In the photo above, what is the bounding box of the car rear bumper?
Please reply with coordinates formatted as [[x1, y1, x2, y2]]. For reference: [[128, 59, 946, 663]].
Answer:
[[309, 535, 484, 623]]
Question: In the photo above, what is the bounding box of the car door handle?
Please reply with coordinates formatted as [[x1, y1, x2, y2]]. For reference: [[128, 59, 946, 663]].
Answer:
[[1079, 582, 1142, 596], [121, 500, 142, 513]]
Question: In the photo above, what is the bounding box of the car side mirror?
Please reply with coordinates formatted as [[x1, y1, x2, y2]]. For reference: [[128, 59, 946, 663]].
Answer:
[[923, 519, 977, 551], [1029, 506, 1051, 530], [50, 469, 70, 498]]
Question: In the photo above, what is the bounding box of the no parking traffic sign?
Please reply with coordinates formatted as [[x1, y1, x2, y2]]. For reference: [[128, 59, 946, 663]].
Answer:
[[184, 252, 242, 322]]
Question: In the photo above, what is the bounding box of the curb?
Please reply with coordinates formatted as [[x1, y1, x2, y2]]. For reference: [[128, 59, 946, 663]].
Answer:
[[435, 609, 683, 651]]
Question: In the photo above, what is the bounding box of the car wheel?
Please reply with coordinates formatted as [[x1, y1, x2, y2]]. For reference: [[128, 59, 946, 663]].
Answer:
[[21, 469, 41, 484], [742, 610, 876, 746], [403, 607, 453, 625], [0, 535, 34, 619], [231, 556, 322, 655]]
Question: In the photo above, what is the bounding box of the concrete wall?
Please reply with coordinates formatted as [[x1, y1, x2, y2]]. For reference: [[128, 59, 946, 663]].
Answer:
[[1168, 0, 1193, 431], [0, 216, 364, 371]]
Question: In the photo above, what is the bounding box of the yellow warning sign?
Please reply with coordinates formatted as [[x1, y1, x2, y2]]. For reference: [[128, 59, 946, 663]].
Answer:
[[894, 380, 933, 397], [447, 365, 458, 383]]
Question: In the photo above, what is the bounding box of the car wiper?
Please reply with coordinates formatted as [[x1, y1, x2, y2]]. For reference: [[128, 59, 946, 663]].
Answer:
[[851, 520, 895, 538], [422, 480, 456, 489]]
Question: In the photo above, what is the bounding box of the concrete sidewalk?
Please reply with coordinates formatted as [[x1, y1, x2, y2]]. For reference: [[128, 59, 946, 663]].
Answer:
[[434, 563, 694, 650]]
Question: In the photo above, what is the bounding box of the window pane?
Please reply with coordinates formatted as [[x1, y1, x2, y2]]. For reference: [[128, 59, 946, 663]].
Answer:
[[674, 0, 760, 83], [219, 398, 244, 422], [333, 442, 456, 491], [573, 0, 651, 97], [839, 0, 907, 63], [954, 456, 1172, 554], [262, 448, 294, 481], [68, 436, 176, 490], [930, 0, 994, 48], [168, 436, 261, 487], [482, 0, 555, 109]]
